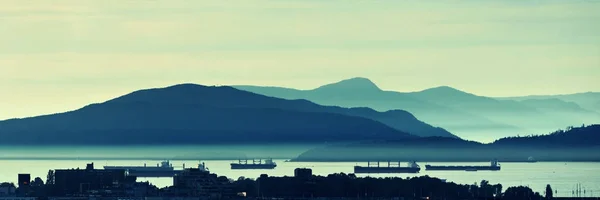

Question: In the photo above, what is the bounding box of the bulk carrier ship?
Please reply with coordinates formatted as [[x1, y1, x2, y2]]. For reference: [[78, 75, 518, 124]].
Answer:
[[230, 159, 277, 170], [354, 161, 421, 174], [425, 160, 501, 171], [104, 160, 193, 177]]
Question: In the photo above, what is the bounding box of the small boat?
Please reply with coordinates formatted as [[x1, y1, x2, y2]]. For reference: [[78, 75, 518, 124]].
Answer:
[[197, 161, 209, 172], [354, 161, 421, 174], [526, 156, 537, 163]]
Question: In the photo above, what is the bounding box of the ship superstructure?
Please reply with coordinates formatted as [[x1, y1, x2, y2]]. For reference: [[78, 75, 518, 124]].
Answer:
[[104, 160, 174, 171], [230, 159, 277, 170]]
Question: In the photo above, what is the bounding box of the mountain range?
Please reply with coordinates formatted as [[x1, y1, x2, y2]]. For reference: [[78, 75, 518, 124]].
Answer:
[[236, 77, 600, 142], [498, 92, 600, 113], [1, 78, 596, 145], [0, 84, 454, 145]]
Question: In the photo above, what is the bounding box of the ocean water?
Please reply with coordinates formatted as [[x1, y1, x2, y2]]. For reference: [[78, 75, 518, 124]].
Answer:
[[0, 146, 598, 197]]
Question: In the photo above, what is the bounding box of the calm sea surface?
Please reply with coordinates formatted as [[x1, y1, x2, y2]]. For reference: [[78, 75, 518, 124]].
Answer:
[[0, 146, 598, 197]]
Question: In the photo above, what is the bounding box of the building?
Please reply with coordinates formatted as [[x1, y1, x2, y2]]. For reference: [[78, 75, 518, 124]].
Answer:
[[124, 182, 159, 197], [258, 168, 319, 197], [16, 174, 32, 197], [294, 168, 312, 179], [52, 163, 134, 196], [145, 198, 206, 200], [17, 175, 30, 189], [0, 183, 16, 197], [166, 166, 235, 198], [0, 198, 36, 200]]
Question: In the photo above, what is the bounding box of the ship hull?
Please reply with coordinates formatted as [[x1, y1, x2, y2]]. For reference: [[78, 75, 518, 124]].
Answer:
[[104, 166, 180, 177], [104, 166, 175, 171], [425, 165, 501, 171], [230, 163, 276, 170], [127, 170, 182, 177], [354, 166, 420, 174]]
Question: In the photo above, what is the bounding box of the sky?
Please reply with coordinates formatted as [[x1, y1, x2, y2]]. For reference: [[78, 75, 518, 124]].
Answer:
[[0, 0, 599, 120]]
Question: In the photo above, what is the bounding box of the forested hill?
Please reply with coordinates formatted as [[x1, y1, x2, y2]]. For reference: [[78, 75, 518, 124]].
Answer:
[[294, 126, 600, 162], [492, 125, 600, 147], [0, 84, 418, 145]]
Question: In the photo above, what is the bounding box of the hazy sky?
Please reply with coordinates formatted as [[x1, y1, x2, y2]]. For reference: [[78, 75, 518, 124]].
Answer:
[[1, 0, 599, 119]]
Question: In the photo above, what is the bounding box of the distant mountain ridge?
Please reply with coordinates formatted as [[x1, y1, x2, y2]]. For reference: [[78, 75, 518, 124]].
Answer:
[[237, 79, 521, 141], [236, 77, 600, 141], [498, 92, 600, 113], [0, 84, 455, 145], [493, 124, 600, 147], [294, 125, 600, 162], [314, 77, 382, 93]]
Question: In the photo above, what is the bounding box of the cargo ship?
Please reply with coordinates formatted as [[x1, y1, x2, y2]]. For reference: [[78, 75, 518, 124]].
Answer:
[[354, 161, 421, 174], [231, 159, 277, 170], [104, 160, 182, 177], [425, 160, 501, 171]]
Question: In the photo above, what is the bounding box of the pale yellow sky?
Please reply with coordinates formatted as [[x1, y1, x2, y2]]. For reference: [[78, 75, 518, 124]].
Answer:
[[0, 0, 599, 119]]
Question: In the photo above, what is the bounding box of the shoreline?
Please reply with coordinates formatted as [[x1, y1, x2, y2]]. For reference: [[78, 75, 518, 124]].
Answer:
[[2, 157, 600, 163]]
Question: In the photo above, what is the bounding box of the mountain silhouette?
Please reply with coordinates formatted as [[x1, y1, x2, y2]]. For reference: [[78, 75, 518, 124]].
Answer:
[[519, 98, 585, 112], [236, 77, 600, 141], [236, 79, 458, 138], [313, 77, 382, 93], [236, 78, 521, 141], [0, 84, 423, 145], [499, 92, 600, 113], [294, 125, 600, 162], [116, 83, 454, 138], [409, 86, 482, 104], [416, 85, 470, 95], [405, 86, 593, 135], [493, 124, 600, 147]]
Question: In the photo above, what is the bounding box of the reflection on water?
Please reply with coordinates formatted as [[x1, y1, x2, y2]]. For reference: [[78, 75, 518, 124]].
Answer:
[[0, 159, 599, 197]]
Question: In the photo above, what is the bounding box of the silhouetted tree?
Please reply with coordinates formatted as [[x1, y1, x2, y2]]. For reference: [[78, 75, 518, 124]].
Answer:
[[0, 182, 15, 187], [503, 186, 543, 200], [234, 177, 258, 197], [493, 125, 600, 147], [26, 177, 48, 198], [249, 174, 517, 199], [546, 184, 553, 199], [45, 170, 54, 185], [481, 180, 489, 187], [31, 177, 44, 187]]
